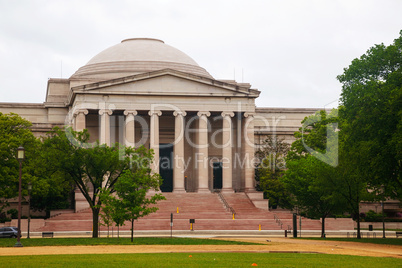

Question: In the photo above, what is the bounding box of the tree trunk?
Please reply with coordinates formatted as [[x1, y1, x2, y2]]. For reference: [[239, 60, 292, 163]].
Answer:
[[131, 219, 134, 243], [92, 208, 99, 238], [382, 201, 386, 238], [356, 208, 361, 239], [321, 216, 326, 238]]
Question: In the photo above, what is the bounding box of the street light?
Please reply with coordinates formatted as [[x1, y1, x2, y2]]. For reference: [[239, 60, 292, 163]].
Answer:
[[14, 146, 25, 247], [27, 182, 32, 239]]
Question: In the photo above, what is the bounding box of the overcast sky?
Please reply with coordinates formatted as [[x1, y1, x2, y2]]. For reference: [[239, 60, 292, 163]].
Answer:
[[0, 0, 401, 108]]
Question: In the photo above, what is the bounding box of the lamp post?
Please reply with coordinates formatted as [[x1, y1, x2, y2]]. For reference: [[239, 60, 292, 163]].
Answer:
[[14, 146, 25, 247], [27, 182, 32, 239]]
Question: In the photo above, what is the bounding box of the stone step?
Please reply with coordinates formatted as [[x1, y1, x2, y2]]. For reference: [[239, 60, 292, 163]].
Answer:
[[36, 192, 353, 232]]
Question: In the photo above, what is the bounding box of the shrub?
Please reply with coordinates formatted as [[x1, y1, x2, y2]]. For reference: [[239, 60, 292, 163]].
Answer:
[[365, 210, 383, 222], [0, 212, 11, 223], [7, 209, 18, 219]]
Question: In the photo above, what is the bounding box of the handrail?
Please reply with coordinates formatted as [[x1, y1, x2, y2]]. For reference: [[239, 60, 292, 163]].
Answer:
[[217, 192, 236, 216], [273, 214, 284, 229]]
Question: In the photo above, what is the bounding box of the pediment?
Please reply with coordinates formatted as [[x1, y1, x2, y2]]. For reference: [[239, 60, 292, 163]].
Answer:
[[71, 69, 260, 98]]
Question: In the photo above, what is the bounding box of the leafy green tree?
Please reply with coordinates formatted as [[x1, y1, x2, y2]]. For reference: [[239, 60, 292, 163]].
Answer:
[[284, 110, 345, 237], [337, 31, 402, 238], [283, 156, 344, 237], [0, 113, 37, 214], [25, 139, 74, 216], [337, 30, 402, 200], [42, 127, 135, 238], [287, 110, 338, 167], [112, 147, 165, 242], [332, 126, 375, 239], [110, 201, 126, 239], [97, 188, 126, 238], [255, 136, 291, 209], [97, 189, 114, 237]]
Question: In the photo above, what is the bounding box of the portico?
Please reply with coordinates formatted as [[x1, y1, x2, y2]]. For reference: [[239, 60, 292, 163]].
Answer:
[[69, 72, 259, 193], [56, 36, 260, 195]]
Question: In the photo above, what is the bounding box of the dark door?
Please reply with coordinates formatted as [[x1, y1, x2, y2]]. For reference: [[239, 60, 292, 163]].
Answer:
[[159, 144, 173, 192], [213, 162, 223, 190]]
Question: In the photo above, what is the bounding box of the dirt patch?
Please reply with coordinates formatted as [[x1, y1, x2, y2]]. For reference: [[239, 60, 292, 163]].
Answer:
[[0, 237, 401, 258]]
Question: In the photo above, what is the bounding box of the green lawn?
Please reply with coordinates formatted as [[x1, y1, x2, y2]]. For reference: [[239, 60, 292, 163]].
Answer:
[[298, 237, 402, 246], [0, 253, 400, 267], [0, 237, 260, 247]]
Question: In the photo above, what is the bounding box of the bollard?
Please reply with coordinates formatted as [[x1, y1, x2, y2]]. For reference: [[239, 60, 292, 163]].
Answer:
[[285, 230, 287, 237], [259, 224, 261, 231], [177, 207, 179, 213], [232, 214, 235, 220]]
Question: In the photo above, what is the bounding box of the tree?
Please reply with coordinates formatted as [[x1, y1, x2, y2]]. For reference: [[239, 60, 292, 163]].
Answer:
[[283, 156, 344, 237], [43, 127, 135, 238], [337, 31, 402, 238], [0, 113, 37, 214], [97, 189, 114, 237], [110, 201, 126, 239], [255, 136, 292, 209], [25, 139, 74, 216], [283, 110, 345, 237], [287, 110, 338, 167], [98, 188, 126, 238], [334, 141, 374, 239], [111, 147, 165, 242], [337, 30, 402, 200]]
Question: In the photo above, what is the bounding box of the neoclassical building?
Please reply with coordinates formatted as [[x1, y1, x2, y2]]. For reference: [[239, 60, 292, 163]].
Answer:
[[0, 38, 318, 199]]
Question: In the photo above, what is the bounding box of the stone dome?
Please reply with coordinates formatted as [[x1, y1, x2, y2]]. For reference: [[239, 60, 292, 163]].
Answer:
[[71, 38, 212, 80]]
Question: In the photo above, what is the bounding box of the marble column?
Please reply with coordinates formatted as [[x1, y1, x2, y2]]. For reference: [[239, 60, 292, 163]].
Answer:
[[124, 110, 138, 148], [99, 109, 113, 146], [221, 112, 235, 192], [74, 109, 88, 132], [148, 110, 162, 174], [196, 111, 211, 193], [244, 112, 255, 191], [173, 111, 187, 193]]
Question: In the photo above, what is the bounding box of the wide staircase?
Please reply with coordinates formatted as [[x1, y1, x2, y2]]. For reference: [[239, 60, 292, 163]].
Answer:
[[34, 192, 352, 232]]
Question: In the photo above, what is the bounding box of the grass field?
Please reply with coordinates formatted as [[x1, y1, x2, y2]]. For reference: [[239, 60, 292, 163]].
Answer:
[[0, 253, 400, 267], [0, 237, 260, 247], [298, 237, 402, 246]]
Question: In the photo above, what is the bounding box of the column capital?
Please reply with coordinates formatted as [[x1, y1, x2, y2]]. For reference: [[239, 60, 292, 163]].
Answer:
[[221, 112, 235, 118], [124, 110, 138, 116], [148, 110, 162, 116], [99, 109, 113, 116], [244, 112, 255, 118], [197, 111, 211, 117], [73, 109, 88, 117], [173, 110, 187, 117]]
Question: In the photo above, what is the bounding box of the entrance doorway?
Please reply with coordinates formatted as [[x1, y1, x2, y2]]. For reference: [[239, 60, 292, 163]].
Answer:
[[159, 144, 173, 192], [213, 162, 222, 190]]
